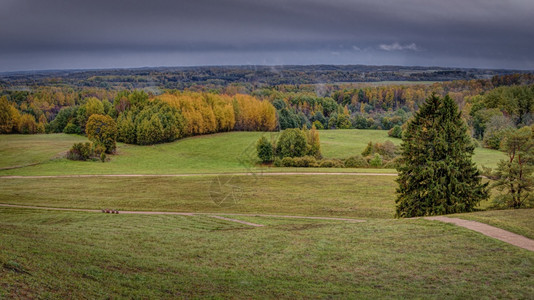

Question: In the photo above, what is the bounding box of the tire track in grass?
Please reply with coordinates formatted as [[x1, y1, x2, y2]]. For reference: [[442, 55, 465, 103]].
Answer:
[[0, 204, 365, 226]]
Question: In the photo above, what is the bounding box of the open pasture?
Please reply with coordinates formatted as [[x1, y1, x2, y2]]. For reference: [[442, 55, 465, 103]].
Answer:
[[0, 130, 505, 175]]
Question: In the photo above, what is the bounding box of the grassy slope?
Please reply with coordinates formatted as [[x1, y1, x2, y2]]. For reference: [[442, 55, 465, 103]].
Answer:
[[0, 132, 530, 298], [0, 176, 498, 219], [0, 176, 398, 218], [0, 134, 86, 169], [1, 209, 533, 299], [0, 130, 505, 175]]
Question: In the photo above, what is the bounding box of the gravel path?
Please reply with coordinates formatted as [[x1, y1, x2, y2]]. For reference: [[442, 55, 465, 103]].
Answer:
[[426, 216, 534, 252], [0, 172, 397, 179]]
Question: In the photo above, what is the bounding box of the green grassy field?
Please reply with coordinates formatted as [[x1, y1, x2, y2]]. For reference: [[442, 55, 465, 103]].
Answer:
[[1, 131, 531, 298], [0, 175, 398, 218], [0, 134, 86, 169], [0, 130, 505, 175], [1, 208, 533, 299]]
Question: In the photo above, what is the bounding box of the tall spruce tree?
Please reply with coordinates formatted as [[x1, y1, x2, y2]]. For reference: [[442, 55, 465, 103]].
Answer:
[[396, 94, 488, 217]]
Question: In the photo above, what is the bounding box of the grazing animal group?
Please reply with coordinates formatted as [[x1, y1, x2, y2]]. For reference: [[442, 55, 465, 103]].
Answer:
[[102, 209, 119, 214]]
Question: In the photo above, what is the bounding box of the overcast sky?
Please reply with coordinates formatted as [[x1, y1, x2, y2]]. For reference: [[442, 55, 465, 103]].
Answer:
[[1, 0, 533, 72]]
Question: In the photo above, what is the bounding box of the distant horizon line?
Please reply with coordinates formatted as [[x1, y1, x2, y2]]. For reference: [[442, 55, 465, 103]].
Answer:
[[2, 63, 533, 75]]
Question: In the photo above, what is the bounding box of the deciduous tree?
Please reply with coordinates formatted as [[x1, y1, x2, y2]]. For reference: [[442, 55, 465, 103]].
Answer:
[[86, 114, 118, 154]]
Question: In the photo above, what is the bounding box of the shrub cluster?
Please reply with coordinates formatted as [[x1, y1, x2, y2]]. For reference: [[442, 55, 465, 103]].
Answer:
[[361, 141, 398, 160], [272, 154, 398, 169], [267, 138, 400, 169], [256, 127, 321, 163], [66, 142, 107, 162]]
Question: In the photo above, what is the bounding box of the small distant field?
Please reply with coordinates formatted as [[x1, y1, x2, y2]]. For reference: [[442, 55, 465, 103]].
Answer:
[[0, 130, 505, 175]]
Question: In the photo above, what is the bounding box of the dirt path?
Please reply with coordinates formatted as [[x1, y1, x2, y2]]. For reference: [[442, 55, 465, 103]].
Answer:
[[0, 172, 397, 179], [0, 203, 365, 225], [425, 216, 534, 252]]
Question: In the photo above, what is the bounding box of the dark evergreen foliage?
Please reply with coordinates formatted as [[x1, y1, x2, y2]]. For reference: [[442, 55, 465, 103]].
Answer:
[[395, 94, 488, 217]]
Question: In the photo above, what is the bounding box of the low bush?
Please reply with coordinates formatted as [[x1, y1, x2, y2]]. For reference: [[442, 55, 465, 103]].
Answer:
[[344, 155, 369, 168], [293, 156, 318, 167], [319, 159, 344, 168], [383, 157, 401, 169], [369, 153, 383, 167], [66, 142, 94, 161], [66, 142, 108, 162], [281, 157, 294, 167]]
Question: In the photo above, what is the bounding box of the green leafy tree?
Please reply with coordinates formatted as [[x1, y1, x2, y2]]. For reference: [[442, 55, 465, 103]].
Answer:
[[388, 125, 403, 138], [49, 106, 78, 133], [133, 100, 186, 144], [256, 136, 274, 163], [136, 115, 165, 145], [117, 111, 137, 144], [63, 122, 81, 134], [86, 114, 118, 154], [278, 108, 300, 130], [491, 127, 534, 208], [396, 94, 488, 217], [276, 128, 307, 158]]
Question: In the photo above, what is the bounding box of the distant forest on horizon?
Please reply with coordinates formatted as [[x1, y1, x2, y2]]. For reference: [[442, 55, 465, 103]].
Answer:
[[2, 64, 533, 91], [1, 65, 534, 150]]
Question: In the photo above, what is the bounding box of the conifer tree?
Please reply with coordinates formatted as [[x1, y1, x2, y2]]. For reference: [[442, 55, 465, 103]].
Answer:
[[396, 94, 488, 217], [491, 126, 534, 208]]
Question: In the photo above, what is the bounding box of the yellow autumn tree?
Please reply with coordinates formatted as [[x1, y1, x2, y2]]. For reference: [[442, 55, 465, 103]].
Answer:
[[156, 91, 276, 135]]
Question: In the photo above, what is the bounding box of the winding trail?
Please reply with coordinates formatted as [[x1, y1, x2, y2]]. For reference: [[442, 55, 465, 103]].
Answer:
[[2, 204, 531, 251], [425, 216, 534, 252], [0, 172, 397, 179]]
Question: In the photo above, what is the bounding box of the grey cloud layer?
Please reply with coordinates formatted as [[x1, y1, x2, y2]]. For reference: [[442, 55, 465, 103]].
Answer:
[[1, 0, 533, 71]]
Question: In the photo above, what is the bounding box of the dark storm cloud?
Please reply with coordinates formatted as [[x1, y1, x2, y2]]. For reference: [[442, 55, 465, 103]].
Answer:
[[1, 0, 533, 71]]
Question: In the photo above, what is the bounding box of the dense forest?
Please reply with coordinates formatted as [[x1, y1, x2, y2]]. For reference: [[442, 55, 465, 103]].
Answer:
[[0, 65, 528, 91], [1, 65, 534, 148]]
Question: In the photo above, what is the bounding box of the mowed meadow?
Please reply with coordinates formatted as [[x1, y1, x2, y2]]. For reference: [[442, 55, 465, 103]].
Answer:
[[1, 130, 532, 298], [0, 129, 505, 175]]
